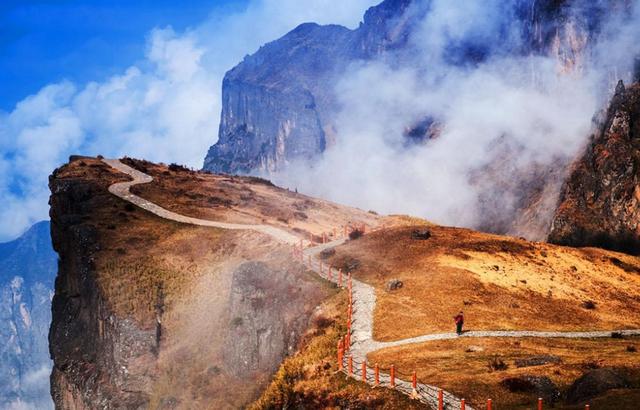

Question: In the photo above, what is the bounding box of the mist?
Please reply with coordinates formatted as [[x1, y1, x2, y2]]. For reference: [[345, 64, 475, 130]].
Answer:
[[0, 0, 379, 241], [272, 0, 640, 237]]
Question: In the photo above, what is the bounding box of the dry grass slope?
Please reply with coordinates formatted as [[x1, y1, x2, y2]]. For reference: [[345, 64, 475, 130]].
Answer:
[[325, 225, 640, 341]]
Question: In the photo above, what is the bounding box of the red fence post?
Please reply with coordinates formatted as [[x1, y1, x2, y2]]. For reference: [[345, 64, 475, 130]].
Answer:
[[374, 364, 380, 386], [337, 340, 343, 370], [461, 399, 465, 410], [538, 398, 543, 410], [585, 405, 590, 410], [348, 356, 353, 376], [412, 371, 417, 390], [390, 365, 395, 387], [361, 360, 367, 382], [487, 398, 492, 410], [438, 389, 443, 410]]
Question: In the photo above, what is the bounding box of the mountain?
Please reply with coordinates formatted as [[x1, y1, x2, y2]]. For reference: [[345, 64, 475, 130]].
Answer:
[[202, 0, 618, 175], [201, 0, 636, 245], [48, 157, 640, 409], [0, 221, 56, 409], [47, 157, 384, 408], [549, 80, 640, 254]]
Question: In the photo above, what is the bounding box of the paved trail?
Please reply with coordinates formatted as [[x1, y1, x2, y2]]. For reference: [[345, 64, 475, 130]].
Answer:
[[103, 158, 640, 409]]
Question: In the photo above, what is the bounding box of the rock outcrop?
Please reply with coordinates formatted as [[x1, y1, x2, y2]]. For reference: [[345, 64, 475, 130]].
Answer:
[[202, 0, 432, 174], [549, 81, 640, 254], [47, 157, 330, 408], [203, 0, 619, 175], [0, 221, 56, 409]]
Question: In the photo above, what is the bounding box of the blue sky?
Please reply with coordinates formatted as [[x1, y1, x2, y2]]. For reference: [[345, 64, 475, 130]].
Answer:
[[0, 0, 377, 241], [0, 0, 250, 111]]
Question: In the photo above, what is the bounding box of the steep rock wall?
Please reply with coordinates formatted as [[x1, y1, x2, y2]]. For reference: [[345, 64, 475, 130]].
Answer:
[[549, 81, 640, 254]]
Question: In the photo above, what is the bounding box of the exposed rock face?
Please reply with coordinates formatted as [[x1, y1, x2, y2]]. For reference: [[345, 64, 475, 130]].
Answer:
[[566, 368, 629, 404], [48, 157, 330, 408], [203, 0, 619, 175], [223, 261, 324, 377], [202, 0, 425, 174], [49, 168, 156, 409], [0, 221, 56, 409], [549, 82, 640, 254]]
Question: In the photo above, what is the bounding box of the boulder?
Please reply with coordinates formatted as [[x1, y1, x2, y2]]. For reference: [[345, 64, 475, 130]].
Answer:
[[411, 229, 432, 240], [501, 376, 560, 403], [515, 355, 561, 368], [386, 279, 403, 291], [319, 247, 335, 259], [566, 368, 629, 404]]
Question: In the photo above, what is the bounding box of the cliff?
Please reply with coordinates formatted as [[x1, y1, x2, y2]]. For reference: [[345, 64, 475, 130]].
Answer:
[[549, 81, 640, 254], [202, 0, 421, 174], [201, 0, 633, 245], [203, 0, 616, 175], [0, 221, 56, 409], [47, 156, 378, 408]]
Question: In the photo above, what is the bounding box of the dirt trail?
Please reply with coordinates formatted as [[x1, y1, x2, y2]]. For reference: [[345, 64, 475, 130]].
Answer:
[[103, 158, 640, 409]]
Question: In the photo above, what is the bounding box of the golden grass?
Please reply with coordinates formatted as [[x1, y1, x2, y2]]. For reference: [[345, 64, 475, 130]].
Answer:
[[368, 336, 640, 409], [325, 225, 640, 341], [123, 157, 382, 239], [250, 292, 427, 410]]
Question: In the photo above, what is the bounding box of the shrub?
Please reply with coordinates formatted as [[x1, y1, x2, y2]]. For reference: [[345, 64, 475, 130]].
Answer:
[[582, 300, 597, 310], [349, 229, 363, 240], [627, 345, 637, 353], [169, 163, 190, 172], [488, 356, 508, 371], [313, 315, 334, 329]]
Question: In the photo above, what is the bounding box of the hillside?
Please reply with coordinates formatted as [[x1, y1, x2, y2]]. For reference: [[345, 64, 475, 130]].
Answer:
[[47, 155, 640, 409], [47, 156, 394, 408], [320, 224, 640, 408], [323, 224, 640, 340]]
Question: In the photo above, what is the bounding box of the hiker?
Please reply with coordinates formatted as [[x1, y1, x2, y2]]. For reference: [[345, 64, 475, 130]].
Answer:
[[453, 311, 464, 335]]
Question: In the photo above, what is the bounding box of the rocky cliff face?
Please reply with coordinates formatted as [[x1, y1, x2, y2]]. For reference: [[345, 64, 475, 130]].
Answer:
[[48, 157, 330, 409], [549, 81, 640, 254], [203, 0, 620, 175], [203, 0, 421, 174], [0, 221, 56, 409]]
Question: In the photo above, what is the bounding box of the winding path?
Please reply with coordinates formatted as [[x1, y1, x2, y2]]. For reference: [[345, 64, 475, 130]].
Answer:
[[103, 158, 640, 409]]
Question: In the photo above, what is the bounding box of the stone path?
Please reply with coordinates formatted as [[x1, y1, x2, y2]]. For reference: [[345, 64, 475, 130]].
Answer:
[[104, 159, 299, 244], [103, 158, 640, 409]]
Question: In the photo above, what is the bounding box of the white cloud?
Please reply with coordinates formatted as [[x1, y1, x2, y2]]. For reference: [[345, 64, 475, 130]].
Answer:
[[272, 0, 639, 236], [0, 0, 378, 241]]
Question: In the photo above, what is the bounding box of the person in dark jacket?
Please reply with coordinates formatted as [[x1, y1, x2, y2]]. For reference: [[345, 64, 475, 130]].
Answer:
[[453, 311, 464, 335]]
